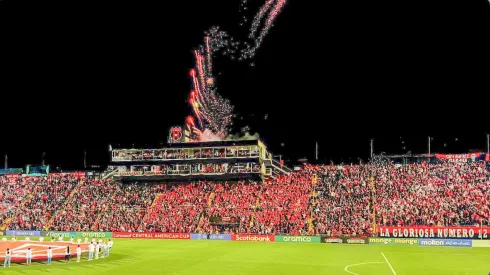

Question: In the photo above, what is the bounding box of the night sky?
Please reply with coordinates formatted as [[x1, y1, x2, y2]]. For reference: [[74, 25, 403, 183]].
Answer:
[[0, 0, 489, 169]]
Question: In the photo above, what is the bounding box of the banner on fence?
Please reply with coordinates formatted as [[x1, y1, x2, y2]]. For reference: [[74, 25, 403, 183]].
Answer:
[[472, 240, 490, 248], [41, 231, 76, 238], [435, 153, 486, 163], [378, 226, 489, 239], [209, 234, 231, 241], [75, 232, 112, 239], [231, 234, 275, 242], [112, 232, 190, 239], [321, 236, 369, 244], [275, 236, 321, 243], [369, 238, 419, 246], [418, 239, 472, 247], [190, 234, 209, 240], [6, 230, 41, 237]]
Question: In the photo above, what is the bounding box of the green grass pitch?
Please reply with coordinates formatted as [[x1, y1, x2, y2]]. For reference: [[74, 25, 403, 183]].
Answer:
[[1, 239, 489, 274]]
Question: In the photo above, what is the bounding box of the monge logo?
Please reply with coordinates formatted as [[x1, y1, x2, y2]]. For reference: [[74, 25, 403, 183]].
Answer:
[[419, 239, 445, 246]]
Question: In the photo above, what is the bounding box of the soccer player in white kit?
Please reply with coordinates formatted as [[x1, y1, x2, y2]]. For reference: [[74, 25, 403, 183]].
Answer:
[[76, 245, 82, 262], [88, 242, 94, 260], [95, 242, 100, 259], [107, 239, 113, 257], [3, 248, 11, 267], [101, 242, 105, 258], [26, 248, 32, 266], [47, 247, 53, 265]]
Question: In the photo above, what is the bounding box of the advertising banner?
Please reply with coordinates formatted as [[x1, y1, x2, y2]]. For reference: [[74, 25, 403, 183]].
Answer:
[[369, 238, 419, 246], [418, 239, 472, 247], [322, 237, 343, 244], [74, 232, 112, 239], [275, 236, 321, 243], [112, 232, 190, 240], [378, 226, 489, 239], [41, 231, 76, 238], [209, 234, 232, 241], [435, 153, 485, 163], [190, 234, 209, 240], [6, 230, 41, 237], [472, 240, 490, 248], [0, 168, 23, 175], [321, 236, 369, 244], [231, 234, 275, 242], [344, 237, 369, 244]]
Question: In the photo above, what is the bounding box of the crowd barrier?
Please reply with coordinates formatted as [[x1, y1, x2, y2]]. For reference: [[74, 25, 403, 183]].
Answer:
[[3, 231, 489, 248]]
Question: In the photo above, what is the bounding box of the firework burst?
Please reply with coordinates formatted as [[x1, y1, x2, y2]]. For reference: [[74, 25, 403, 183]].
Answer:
[[186, 0, 288, 142]]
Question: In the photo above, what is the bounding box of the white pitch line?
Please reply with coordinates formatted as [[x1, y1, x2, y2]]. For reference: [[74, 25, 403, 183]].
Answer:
[[381, 252, 397, 275], [344, 262, 384, 275]]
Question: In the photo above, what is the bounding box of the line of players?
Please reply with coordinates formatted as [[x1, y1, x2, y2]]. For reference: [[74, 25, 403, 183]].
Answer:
[[2, 239, 114, 267]]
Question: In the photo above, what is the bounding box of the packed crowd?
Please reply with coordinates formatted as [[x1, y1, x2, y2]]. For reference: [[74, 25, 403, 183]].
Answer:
[[309, 165, 373, 236], [143, 182, 209, 233], [1, 174, 81, 231], [373, 161, 490, 227], [2, 160, 489, 236], [307, 161, 490, 236]]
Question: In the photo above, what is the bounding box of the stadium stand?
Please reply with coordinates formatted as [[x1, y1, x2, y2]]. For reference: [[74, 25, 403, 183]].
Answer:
[[1, 161, 489, 235]]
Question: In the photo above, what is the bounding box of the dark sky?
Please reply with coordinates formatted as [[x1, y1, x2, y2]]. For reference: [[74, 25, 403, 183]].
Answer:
[[0, 0, 489, 169]]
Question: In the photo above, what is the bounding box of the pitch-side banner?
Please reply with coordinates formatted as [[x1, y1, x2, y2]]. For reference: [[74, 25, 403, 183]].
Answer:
[[378, 226, 489, 239], [6, 230, 41, 237], [112, 232, 190, 239], [435, 153, 485, 163], [231, 234, 275, 242]]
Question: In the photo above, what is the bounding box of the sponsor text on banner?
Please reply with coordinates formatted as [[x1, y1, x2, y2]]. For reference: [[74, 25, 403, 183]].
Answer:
[[275, 236, 321, 243], [378, 226, 489, 239], [113, 232, 190, 239], [231, 234, 275, 242]]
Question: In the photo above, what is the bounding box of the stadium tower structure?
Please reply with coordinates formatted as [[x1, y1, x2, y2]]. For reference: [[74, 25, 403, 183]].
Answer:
[[106, 128, 290, 182]]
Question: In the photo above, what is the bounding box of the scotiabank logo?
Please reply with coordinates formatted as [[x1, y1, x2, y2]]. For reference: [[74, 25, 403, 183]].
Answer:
[[112, 232, 190, 239], [232, 234, 275, 242]]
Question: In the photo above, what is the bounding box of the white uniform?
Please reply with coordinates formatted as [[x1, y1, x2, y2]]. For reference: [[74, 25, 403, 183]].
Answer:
[[58, 236, 63, 242], [39, 237, 44, 242], [26, 250, 32, 265], [85, 237, 88, 243], [76, 247, 82, 262], [77, 238, 81, 244], [101, 243, 106, 258], [88, 243, 95, 260], [47, 248, 53, 264], [95, 243, 100, 259]]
